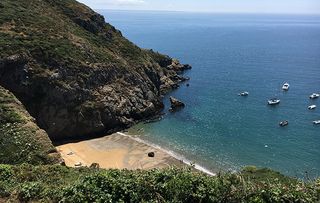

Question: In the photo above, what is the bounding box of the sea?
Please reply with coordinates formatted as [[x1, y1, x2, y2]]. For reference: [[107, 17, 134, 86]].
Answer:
[[100, 10, 320, 178]]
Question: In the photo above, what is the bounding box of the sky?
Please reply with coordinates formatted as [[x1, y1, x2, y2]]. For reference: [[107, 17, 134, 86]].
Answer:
[[78, 0, 320, 14]]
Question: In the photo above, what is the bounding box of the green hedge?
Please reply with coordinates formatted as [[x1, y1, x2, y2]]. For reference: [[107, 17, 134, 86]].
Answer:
[[0, 164, 319, 202]]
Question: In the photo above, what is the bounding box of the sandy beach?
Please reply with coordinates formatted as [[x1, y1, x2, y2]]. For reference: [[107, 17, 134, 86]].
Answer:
[[56, 132, 184, 170]]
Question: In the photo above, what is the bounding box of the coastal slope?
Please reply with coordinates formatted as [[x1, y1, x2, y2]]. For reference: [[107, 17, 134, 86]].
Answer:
[[0, 0, 190, 140], [0, 86, 61, 164]]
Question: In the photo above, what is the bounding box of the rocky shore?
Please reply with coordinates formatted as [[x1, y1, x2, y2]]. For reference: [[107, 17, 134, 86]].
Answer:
[[169, 96, 186, 112]]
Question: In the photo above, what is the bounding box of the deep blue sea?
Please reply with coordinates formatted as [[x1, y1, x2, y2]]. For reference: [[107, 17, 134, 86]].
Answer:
[[101, 10, 320, 178]]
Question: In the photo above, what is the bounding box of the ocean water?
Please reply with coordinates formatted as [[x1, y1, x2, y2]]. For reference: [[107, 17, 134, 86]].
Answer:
[[101, 10, 320, 178]]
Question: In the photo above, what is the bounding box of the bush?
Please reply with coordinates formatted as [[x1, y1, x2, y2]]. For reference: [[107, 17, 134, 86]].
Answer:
[[0, 182, 10, 197], [61, 168, 320, 203], [0, 165, 13, 181], [0, 165, 319, 202], [18, 182, 43, 201]]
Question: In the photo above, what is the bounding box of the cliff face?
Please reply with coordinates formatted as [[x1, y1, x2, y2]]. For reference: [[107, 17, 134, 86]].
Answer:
[[0, 86, 61, 164], [0, 0, 190, 140]]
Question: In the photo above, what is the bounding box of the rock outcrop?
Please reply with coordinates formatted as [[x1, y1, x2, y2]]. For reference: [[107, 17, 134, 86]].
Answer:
[[0, 86, 62, 164], [0, 0, 191, 140], [169, 96, 185, 112]]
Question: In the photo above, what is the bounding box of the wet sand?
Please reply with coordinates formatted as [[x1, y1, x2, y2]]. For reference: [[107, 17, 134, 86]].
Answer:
[[56, 132, 184, 170]]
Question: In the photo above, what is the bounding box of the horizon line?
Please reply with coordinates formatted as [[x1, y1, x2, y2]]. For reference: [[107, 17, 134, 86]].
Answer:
[[93, 8, 320, 16]]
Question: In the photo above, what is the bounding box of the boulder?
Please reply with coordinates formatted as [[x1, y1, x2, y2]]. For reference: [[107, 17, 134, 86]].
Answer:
[[90, 163, 100, 169], [148, 152, 155, 157], [169, 96, 185, 112]]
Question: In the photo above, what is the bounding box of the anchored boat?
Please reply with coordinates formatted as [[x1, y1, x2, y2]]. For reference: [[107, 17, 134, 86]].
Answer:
[[282, 82, 290, 91], [313, 120, 320, 125], [238, 91, 249, 96], [310, 93, 320, 99], [279, 120, 289, 127], [308, 105, 317, 110], [268, 98, 280, 105]]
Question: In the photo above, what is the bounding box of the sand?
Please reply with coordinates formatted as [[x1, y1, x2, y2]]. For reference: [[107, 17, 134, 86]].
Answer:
[[56, 132, 184, 170]]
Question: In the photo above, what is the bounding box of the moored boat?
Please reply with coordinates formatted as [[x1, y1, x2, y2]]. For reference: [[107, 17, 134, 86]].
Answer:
[[279, 120, 289, 127], [313, 120, 320, 125], [309, 93, 320, 99], [308, 105, 316, 110], [238, 91, 249, 96], [268, 98, 280, 105], [282, 82, 290, 91]]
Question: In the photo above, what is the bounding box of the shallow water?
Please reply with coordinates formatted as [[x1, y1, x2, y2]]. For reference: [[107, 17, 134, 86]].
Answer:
[[101, 11, 320, 178]]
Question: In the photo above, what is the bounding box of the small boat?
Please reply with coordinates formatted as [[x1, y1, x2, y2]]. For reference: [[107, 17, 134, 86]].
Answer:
[[308, 105, 317, 110], [313, 120, 320, 125], [282, 82, 290, 91], [74, 162, 82, 167], [268, 98, 280, 105], [309, 93, 320, 99], [279, 120, 289, 127], [238, 91, 249, 96]]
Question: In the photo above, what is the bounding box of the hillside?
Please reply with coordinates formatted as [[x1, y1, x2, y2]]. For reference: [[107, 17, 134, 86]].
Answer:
[[0, 0, 190, 140], [0, 86, 61, 165]]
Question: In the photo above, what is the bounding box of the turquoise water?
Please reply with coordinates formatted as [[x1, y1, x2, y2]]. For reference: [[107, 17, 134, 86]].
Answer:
[[102, 11, 320, 178]]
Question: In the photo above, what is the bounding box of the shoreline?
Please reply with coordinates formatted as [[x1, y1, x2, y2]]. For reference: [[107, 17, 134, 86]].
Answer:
[[56, 132, 216, 176], [117, 132, 216, 176]]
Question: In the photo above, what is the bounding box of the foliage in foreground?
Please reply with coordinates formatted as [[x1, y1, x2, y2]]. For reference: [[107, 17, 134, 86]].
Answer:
[[0, 164, 319, 203]]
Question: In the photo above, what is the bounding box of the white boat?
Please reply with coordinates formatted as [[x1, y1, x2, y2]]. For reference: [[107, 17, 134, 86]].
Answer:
[[279, 120, 289, 127], [268, 98, 280, 105], [282, 82, 290, 91], [238, 91, 249, 96], [313, 120, 320, 125], [308, 105, 317, 110], [309, 93, 320, 99]]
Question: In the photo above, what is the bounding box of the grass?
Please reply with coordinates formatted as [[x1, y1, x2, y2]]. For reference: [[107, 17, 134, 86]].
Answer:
[[0, 0, 156, 67], [0, 164, 319, 202]]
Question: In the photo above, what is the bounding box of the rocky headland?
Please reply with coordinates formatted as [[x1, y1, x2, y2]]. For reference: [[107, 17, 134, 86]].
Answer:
[[0, 0, 191, 142]]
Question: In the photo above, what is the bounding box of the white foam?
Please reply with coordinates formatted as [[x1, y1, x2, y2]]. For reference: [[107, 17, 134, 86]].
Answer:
[[117, 132, 216, 176]]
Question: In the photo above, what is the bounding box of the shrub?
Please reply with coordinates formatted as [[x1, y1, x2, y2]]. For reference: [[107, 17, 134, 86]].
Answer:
[[0, 165, 319, 202], [18, 182, 43, 201], [0, 165, 13, 181]]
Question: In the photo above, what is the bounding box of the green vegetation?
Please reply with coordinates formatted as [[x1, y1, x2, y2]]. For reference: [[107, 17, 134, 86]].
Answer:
[[0, 164, 319, 202], [241, 166, 294, 183], [0, 86, 60, 165], [0, 0, 154, 68], [1, 1, 320, 202]]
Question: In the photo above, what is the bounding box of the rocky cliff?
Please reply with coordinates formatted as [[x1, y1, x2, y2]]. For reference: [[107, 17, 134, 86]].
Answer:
[[0, 86, 61, 164], [0, 0, 191, 140]]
